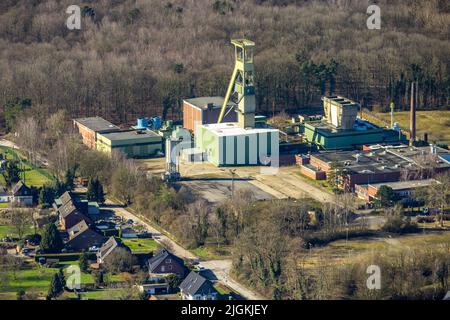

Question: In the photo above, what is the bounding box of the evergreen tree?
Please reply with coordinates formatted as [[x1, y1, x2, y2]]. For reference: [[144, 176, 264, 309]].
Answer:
[[2, 160, 21, 186], [58, 268, 66, 289], [39, 185, 55, 208], [47, 273, 64, 299], [41, 224, 63, 253], [64, 167, 75, 191], [53, 179, 66, 198], [79, 253, 90, 273], [86, 178, 105, 203], [93, 269, 106, 288], [97, 180, 105, 204], [86, 178, 96, 201]]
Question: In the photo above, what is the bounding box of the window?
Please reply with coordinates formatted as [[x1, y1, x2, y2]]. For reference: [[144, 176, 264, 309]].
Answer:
[[165, 259, 172, 263]]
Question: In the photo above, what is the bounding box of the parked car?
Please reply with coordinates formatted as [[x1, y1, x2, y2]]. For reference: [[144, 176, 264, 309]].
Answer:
[[88, 246, 99, 252], [195, 264, 206, 272], [21, 248, 32, 256], [127, 219, 134, 225], [1, 237, 13, 242]]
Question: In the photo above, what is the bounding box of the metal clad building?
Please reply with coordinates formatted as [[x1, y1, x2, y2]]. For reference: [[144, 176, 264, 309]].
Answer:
[[196, 123, 279, 166], [96, 130, 163, 158]]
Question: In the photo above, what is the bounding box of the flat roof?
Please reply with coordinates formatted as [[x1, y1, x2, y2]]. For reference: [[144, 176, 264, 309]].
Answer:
[[368, 179, 439, 190], [312, 145, 450, 175], [306, 119, 382, 136], [74, 117, 120, 132], [311, 148, 418, 174], [184, 97, 233, 110], [99, 130, 160, 141], [323, 95, 360, 107], [200, 122, 278, 137]]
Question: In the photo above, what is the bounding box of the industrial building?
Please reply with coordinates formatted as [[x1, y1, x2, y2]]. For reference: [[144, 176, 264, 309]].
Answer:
[[196, 122, 279, 166], [183, 97, 236, 133], [73, 117, 120, 149], [96, 130, 163, 158], [184, 39, 280, 167], [301, 96, 406, 150], [355, 179, 439, 202], [298, 145, 450, 191]]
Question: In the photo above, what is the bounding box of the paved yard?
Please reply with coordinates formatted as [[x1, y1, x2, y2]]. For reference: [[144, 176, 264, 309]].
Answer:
[[179, 178, 274, 204]]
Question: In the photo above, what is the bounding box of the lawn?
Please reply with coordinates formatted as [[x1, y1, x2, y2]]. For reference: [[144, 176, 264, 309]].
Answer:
[[62, 288, 124, 300], [0, 224, 35, 239], [0, 259, 124, 300], [191, 243, 233, 260], [122, 238, 159, 253], [0, 146, 54, 187], [365, 110, 450, 145]]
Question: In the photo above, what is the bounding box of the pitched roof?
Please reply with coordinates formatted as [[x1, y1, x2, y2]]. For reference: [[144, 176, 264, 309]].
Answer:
[[58, 200, 78, 218], [147, 249, 185, 273], [66, 220, 105, 249], [11, 181, 31, 196], [179, 271, 217, 297], [58, 191, 73, 206], [68, 220, 90, 239], [97, 236, 120, 259]]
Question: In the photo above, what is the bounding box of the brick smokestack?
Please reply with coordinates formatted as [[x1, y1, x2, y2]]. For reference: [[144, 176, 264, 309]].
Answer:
[[410, 81, 417, 145]]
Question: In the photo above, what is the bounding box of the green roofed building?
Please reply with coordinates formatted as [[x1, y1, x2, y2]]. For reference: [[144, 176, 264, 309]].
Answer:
[[96, 130, 163, 158]]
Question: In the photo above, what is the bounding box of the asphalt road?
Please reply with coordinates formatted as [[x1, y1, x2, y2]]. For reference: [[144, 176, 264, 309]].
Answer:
[[103, 199, 264, 300]]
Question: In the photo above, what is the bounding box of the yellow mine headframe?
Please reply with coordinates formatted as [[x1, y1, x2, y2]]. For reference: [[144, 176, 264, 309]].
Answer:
[[217, 39, 256, 129]]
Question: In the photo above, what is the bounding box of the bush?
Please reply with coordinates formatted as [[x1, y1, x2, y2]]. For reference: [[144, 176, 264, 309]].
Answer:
[[302, 230, 376, 247], [381, 216, 420, 234]]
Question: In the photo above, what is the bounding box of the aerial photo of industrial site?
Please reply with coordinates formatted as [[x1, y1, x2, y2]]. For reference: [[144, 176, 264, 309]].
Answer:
[[0, 0, 449, 308]]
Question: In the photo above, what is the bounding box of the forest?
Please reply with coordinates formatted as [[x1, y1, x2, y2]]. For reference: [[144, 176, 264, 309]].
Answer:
[[0, 0, 449, 129]]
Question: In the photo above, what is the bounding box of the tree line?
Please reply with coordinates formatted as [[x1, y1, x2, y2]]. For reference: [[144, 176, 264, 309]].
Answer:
[[0, 0, 449, 130]]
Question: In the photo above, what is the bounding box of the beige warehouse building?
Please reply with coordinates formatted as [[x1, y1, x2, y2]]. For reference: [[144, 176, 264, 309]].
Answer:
[[96, 130, 163, 158]]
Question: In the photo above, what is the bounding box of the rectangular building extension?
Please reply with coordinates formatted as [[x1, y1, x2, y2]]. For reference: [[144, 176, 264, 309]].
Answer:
[[195, 122, 279, 166], [183, 97, 236, 133], [96, 130, 163, 158], [355, 179, 439, 202], [73, 117, 120, 149]]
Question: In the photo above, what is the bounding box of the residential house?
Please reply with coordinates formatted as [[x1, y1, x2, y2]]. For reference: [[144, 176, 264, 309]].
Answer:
[[53, 191, 74, 209], [58, 199, 91, 231], [65, 220, 105, 251], [147, 249, 188, 280], [179, 271, 218, 300], [11, 181, 33, 206], [96, 236, 129, 265]]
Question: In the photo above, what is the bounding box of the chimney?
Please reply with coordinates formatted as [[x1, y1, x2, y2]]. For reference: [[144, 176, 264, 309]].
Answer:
[[410, 82, 417, 145]]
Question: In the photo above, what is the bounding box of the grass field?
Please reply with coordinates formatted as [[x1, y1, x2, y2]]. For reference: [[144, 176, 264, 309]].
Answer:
[[121, 238, 159, 253], [191, 243, 233, 260], [0, 146, 54, 187], [365, 110, 450, 145], [303, 230, 450, 269]]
